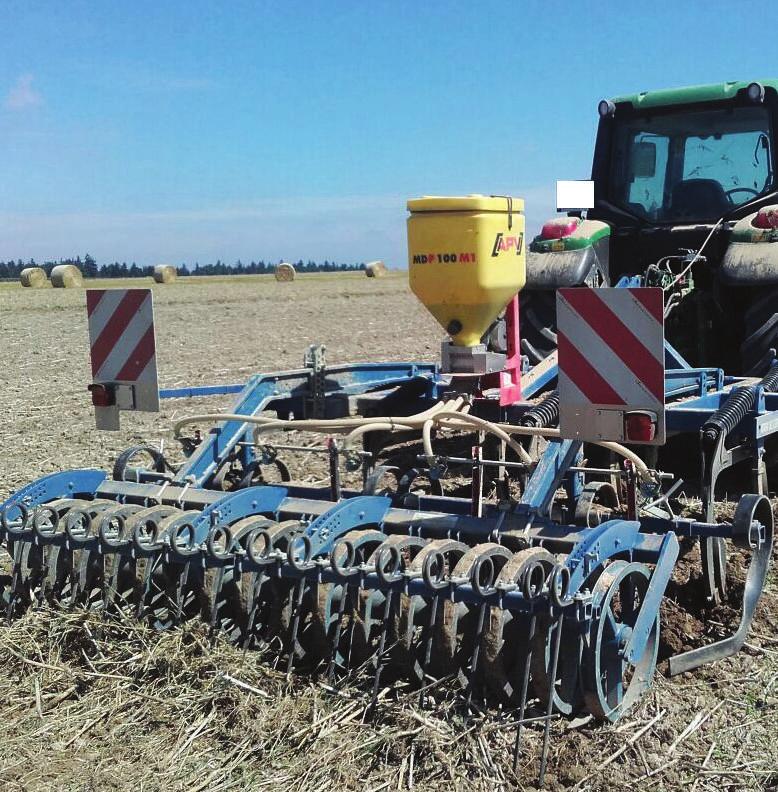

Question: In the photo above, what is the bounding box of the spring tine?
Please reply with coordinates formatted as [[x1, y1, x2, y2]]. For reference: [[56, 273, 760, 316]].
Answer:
[[285, 577, 307, 678], [171, 562, 189, 624], [538, 612, 564, 788], [242, 570, 268, 650], [35, 545, 51, 607], [75, 551, 92, 605], [137, 557, 157, 621], [462, 600, 488, 725], [368, 589, 394, 717], [418, 592, 440, 707], [6, 542, 26, 623], [512, 612, 537, 772], [327, 583, 351, 682], [345, 577, 364, 672], [105, 554, 123, 614], [208, 568, 226, 634]]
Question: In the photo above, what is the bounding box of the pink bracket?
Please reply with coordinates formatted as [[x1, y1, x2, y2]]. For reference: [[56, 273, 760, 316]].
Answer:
[[498, 294, 522, 406]]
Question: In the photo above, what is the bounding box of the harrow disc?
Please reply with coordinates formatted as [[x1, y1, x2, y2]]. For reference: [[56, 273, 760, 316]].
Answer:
[[434, 542, 512, 686], [395, 538, 470, 682], [200, 516, 275, 641], [349, 535, 427, 666], [309, 528, 386, 670], [241, 520, 304, 652], [528, 555, 582, 716], [481, 546, 556, 703]]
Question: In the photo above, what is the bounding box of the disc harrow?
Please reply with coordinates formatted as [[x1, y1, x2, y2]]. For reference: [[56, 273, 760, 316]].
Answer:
[[2, 329, 777, 786]]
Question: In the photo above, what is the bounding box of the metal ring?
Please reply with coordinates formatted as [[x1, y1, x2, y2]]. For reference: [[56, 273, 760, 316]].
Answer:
[[521, 560, 546, 601], [375, 543, 403, 585], [549, 564, 573, 608], [246, 528, 275, 566], [100, 513, 129, 548], [171, 522, 198, 556], [330, 538, 358, 579], [206, 524, 235, 561], [287, 534, 313, 572], [422, 550, 449, 590], [32, 505, 60, 539], [471, 554, 496, 598], [64, 508, 94, 543], [132, 518, 162, 552], [1, 502, 30, 536]]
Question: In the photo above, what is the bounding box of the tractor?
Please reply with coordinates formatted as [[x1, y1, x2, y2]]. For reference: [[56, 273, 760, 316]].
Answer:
[[521, 79, 778, 376]]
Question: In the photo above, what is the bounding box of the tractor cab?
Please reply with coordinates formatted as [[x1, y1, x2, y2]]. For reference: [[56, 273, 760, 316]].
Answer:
[[592, 80, 778, 281], [523, 80, 778, 374]]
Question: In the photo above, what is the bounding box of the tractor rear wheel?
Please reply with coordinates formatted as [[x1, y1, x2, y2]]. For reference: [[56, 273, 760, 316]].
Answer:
[[740, 288, 778, 376], [519, 290, 557, 364]]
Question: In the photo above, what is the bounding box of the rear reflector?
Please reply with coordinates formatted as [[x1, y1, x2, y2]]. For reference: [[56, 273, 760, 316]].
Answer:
[[88, 383, 116, 407], [541, 217, 580, 240], [623, 411, 657, 443], [753, 205, 778, 230]]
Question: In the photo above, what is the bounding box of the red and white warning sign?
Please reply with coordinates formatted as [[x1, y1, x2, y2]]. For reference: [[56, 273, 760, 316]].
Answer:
[[557, 287, 665, 445], [86, 288, 159, 430]]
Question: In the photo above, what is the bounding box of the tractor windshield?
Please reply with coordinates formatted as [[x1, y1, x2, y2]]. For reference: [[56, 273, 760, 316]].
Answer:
[[609, 105, 775, 223]]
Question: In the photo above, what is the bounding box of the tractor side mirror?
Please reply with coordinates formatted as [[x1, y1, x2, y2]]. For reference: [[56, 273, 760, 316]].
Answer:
[[632, 141, 657, 179]]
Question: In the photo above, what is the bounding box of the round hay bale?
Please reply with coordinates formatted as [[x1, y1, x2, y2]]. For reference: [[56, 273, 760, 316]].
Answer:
[[19, 267, 47, 288], [365, 260, 387, 278], [50, 264, 83, 289], [274, 262, 296, 282], [153, 264, 177, 284]]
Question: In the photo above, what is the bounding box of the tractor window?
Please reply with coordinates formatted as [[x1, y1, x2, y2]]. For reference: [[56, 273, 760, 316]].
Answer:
[[683, 130, 770, 199], [609, 105, 775, 223], [627, 134, 669, 217]]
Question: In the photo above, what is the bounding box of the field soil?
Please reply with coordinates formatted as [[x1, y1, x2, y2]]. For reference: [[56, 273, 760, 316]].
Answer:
[[0, 273, 776, 791]]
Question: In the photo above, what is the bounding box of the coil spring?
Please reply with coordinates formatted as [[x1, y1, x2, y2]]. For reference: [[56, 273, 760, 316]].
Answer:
[[520, 390, 560, 428], [701, 363, 778, 446], [761, 362, 778, 394], [701, 386, 757, 445]]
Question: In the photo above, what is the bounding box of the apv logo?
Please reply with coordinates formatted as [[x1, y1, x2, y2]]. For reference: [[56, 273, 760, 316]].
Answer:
[[491, 232, 524, 257]]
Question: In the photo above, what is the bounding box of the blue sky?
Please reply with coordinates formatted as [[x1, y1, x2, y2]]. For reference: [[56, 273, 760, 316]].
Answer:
[[0, 1, 773, 267]]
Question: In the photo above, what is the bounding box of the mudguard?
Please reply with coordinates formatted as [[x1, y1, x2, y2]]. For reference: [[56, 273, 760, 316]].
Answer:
[[720, 208, 778, 285], [525, 219, 610, 289]]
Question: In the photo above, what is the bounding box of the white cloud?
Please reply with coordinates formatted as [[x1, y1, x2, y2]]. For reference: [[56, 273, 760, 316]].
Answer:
[[4, 74, 42, 110]]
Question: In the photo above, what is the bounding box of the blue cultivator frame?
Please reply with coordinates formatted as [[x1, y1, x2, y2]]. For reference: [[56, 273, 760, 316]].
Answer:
[[1, 337, 775, 785]]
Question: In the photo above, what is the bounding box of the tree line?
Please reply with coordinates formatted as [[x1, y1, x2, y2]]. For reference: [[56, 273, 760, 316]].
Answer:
[[0, 255, 368, 280]]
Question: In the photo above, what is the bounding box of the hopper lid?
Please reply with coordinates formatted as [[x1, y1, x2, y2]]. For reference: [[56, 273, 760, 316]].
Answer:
[[407, 194, 525, 213]]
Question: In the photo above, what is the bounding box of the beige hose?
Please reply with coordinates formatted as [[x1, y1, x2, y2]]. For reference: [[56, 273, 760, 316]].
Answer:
[[426, 411, 533, 465], [342, 421, 417, 446], [278, 398, 463, 448], [173, 397, 654, 482], [173, 398, 462, 440], [432, 415, 654, 483]]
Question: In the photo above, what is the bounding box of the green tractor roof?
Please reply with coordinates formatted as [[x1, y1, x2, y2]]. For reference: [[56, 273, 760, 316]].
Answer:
[[611, 79, 778, 109]]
